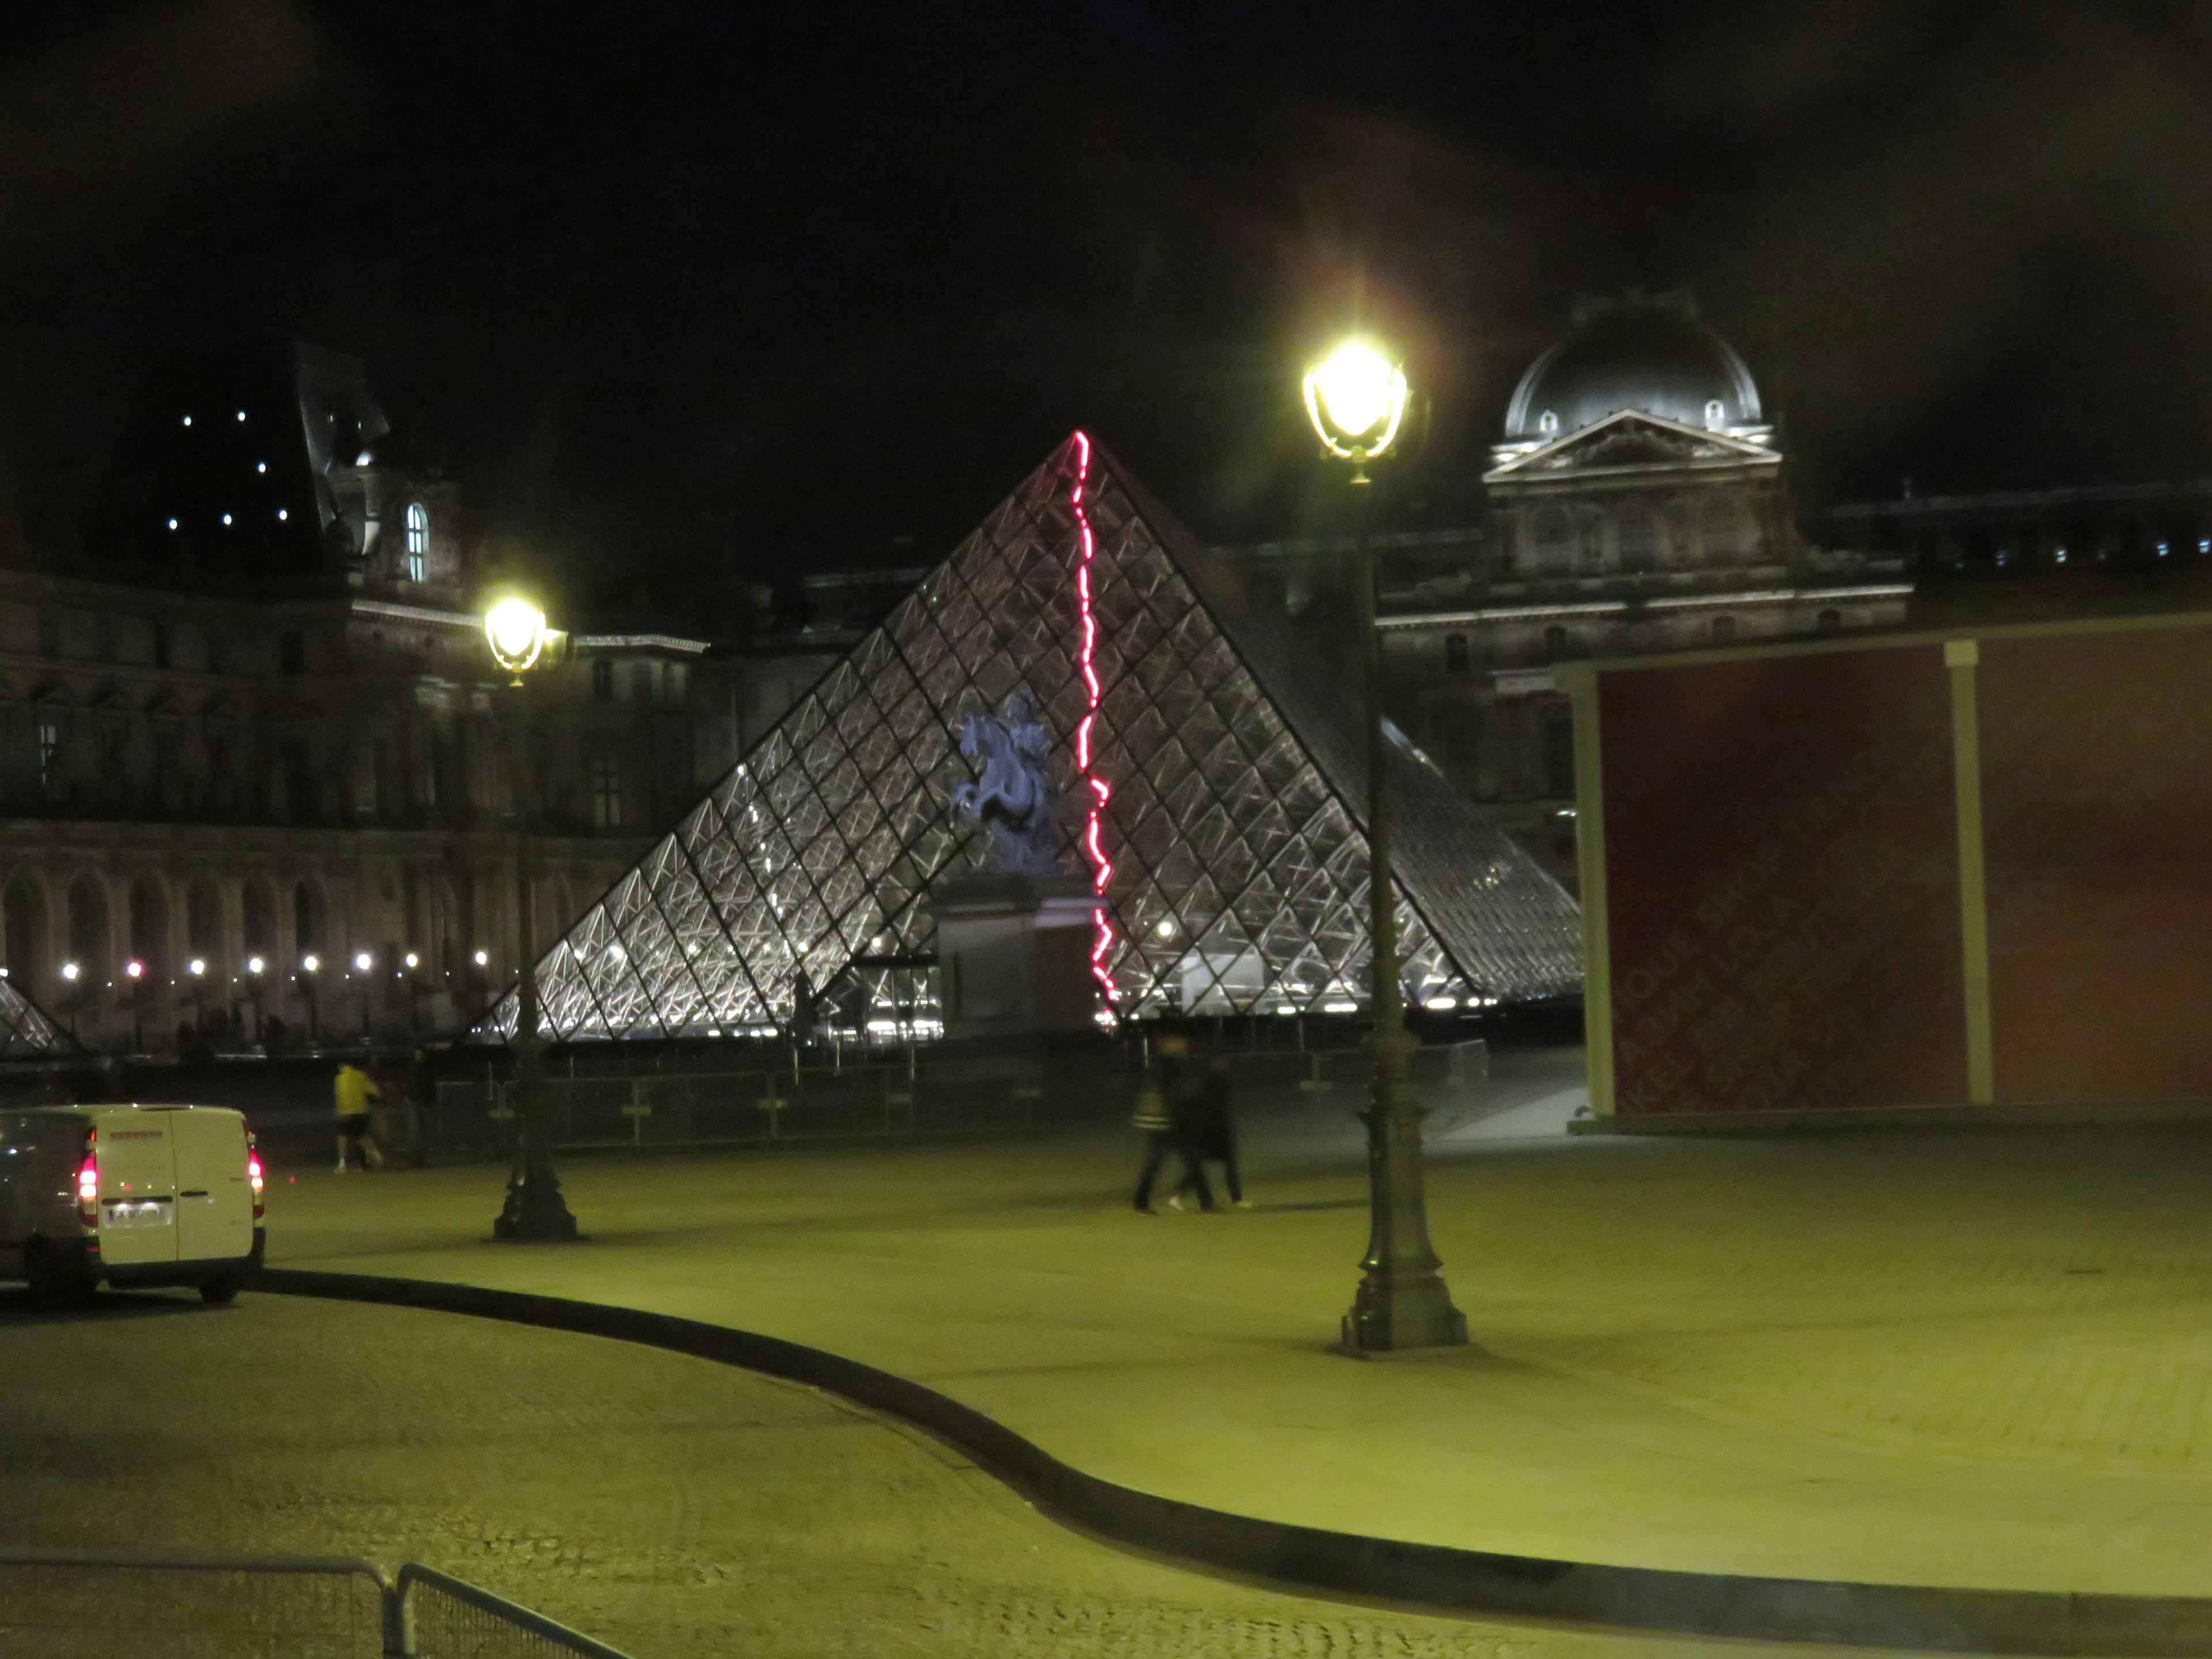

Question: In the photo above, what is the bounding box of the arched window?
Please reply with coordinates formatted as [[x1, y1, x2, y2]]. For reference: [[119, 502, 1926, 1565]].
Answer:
[[1702, 495, 1745, 565], [242, 878, 277, 960], [1543, 624, 1571, 661], [1617, 503, 1657, 573], [1704, 399, 1726, 430], [1530, 508, 1572, 575], [5, 876, 48, 994], [294, 880, 324, 955], [1817, 608, 1843, 633], [66, 874, 108, 978], [187, 875, 222, 968], [1711, 614, 1737, 641], [1444, 634, 1469, 673], [404, 503, 428, 584], [128, 873, 171, 979], [1537, 410, 1559, 439]]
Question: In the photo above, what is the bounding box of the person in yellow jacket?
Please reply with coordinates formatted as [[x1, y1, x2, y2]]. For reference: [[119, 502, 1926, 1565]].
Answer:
[[334, 1061, 384, 1173]]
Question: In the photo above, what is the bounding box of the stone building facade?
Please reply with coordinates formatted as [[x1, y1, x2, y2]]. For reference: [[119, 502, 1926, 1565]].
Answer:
[[1228, 294, 1912, 891], [0, 346, 729, 1052]]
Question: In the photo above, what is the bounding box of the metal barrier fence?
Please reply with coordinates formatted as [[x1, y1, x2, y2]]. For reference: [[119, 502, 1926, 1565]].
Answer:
[[0, 1548, 630, 1659], [427, 1038, 1489, 1160]]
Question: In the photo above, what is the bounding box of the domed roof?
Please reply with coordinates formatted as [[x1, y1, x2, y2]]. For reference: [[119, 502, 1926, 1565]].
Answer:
[[1503, 294, 1762, 444]]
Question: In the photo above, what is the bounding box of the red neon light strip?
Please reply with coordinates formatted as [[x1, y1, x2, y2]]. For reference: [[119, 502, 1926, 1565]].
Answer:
[[1070, 432, 1117, 1003]]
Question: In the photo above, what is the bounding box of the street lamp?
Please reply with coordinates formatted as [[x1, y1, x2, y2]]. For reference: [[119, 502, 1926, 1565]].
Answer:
[[187, 957, 206, 1047], [124, 959, 145, 1052], [1302, 332, 1467, 1355], [300, 953, 320, 1047], [484, 592, 578, 1242], [354, 950, 375, 1044], [245, 955, 267, 1051], [60, 960, 80, 1041]]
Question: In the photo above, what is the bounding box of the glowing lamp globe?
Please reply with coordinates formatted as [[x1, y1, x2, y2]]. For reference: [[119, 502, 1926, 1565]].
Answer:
[[1302, 336, 1410, 464], [484, 596, 549, 676]]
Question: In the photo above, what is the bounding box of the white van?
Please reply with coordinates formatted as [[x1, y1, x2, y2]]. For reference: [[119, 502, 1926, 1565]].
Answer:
[[0, 1104, 265, 1305]]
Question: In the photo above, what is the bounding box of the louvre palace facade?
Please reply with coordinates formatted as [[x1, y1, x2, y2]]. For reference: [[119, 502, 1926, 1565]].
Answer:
[[0, 345, 732, 1052]]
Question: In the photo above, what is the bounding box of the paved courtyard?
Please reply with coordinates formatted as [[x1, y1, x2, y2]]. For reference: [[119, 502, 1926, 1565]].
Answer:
[[253, 1042, 2212, 1605], [1, 1287, 1876, 1659]]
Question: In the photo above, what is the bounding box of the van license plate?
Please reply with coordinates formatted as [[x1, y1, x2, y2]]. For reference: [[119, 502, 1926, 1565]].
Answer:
[[102, 1200, 172, 1228]]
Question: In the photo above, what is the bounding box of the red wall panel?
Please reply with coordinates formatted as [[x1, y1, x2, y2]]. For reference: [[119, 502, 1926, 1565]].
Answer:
[[1980, 626, 2212, 1103], [1601, 646, 1967, 1115]]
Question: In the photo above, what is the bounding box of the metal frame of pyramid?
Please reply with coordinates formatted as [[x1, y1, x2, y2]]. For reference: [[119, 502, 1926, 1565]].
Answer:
[[0, 972, 78, 1057], [484, 434, 1581, 1041]]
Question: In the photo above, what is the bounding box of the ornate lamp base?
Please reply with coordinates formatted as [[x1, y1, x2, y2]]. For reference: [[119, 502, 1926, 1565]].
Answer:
[[491, 1166, 579, 1243], [1338, 1271, 1468, 1355]]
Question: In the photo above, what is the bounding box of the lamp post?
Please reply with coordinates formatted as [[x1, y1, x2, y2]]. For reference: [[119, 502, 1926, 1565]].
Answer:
[[1303, 335, 1468, 1354], [60, 960, 80, 1041], [245, 955, 266, 1051], [124, 959, 145, 1052], [353, 950, 376, 1045], [484, 593, 578, 1242], [187, 958, 206, 1050], [300, 954, 321, 1047]]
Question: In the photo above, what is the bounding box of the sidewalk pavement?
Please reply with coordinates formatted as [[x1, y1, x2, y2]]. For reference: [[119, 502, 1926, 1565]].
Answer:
[[264, 1044, 2212, 1601]]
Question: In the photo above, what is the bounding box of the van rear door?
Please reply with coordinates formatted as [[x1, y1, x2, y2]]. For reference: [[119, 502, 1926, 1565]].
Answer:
[[92, 1110, 177, 1267], [167, 1109, 252, 1264]]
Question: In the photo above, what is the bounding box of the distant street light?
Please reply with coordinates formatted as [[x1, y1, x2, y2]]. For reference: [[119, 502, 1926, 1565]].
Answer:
[[300, 954, 321, 1047], [1302, 332, 1466, 1356], [187, 957, 206, 1039], [484, 592, 577, 1243], [245, 956, 266, 1050], [124, 960, 145, 1051], [354, 952, 375, 1043]]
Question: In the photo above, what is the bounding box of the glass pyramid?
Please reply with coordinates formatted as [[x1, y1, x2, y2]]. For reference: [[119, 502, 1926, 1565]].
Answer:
[[0, 975, 75, 1056], [488, 434, 1581, 1041]]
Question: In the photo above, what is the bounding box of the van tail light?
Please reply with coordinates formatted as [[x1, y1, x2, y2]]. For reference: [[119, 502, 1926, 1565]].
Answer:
[[75, 1132, 98, 1230], [247, 1135, 265, 1222]]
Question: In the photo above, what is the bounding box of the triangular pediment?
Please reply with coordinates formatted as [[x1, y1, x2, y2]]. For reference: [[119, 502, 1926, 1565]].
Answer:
[[1486, 408, 1780, 483], [483, 434, 1581, 1042]]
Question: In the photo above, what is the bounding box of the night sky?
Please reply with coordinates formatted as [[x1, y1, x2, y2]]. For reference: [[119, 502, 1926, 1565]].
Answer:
[[4, 1, 2212, 622]]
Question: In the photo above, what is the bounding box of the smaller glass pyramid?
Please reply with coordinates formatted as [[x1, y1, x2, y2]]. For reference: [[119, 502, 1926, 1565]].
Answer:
[[487, 435, 1581, 1041], [0, 974, 77, 1056]]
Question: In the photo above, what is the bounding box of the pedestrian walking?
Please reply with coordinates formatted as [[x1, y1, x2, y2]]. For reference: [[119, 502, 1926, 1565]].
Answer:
[[1132, 1032, 1213, 1213], [1175, 1054, 1247, 1209], [334, 1059, 384, 1173]]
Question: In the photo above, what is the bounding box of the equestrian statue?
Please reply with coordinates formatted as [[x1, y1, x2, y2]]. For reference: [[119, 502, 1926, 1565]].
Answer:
[[950, 690, 1064, 875]]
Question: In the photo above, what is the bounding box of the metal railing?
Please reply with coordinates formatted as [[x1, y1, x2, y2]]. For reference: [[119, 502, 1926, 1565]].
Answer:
[[426, 1037, 1490, 1160], [0, 1548, 631, 1659]]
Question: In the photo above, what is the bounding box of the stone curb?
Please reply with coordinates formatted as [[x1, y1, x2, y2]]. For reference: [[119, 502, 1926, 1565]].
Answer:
[[256, 1267, 2212, 1657]]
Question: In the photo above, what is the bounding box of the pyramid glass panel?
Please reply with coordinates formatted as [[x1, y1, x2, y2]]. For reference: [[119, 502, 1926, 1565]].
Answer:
[[485, 434, 1580, 1040]]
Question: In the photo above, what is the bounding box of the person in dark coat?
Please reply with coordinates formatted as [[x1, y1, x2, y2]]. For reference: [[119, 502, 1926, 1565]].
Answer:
[[1132, 1033, 1213, 1213], [1175, 1054, 1245, 1209]]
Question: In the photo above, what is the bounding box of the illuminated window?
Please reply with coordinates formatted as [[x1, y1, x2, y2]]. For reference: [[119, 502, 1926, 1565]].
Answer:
[[591, 758, 622, 829], [1537, 410, 1559, 439], [404, 503, 428, 583], [1444, 634, 1469, 673], [1704, 399, 1725, 429]]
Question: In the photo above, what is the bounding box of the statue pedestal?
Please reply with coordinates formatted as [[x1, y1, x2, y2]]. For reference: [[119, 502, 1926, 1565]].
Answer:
[[929, 874, 1103, 1037]]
